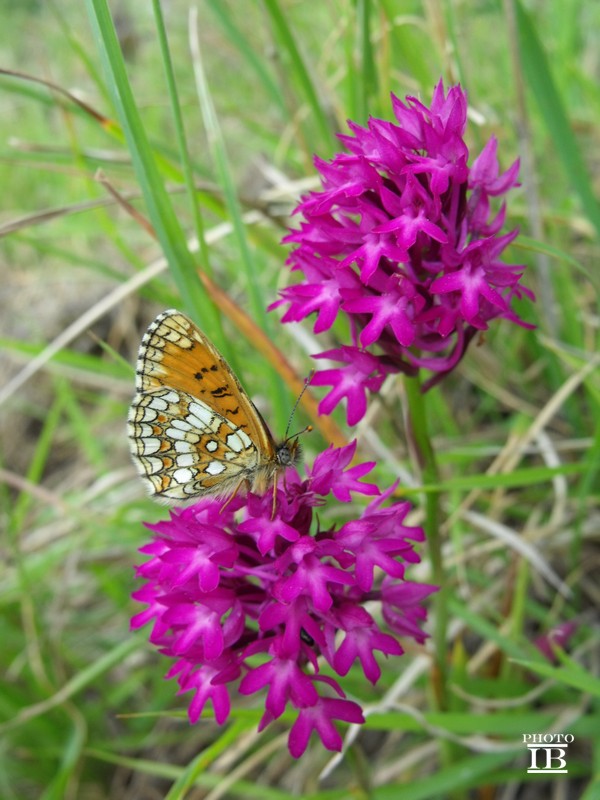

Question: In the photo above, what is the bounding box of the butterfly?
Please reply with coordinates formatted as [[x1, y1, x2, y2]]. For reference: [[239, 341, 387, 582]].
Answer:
[[128, 309, 303, 505]]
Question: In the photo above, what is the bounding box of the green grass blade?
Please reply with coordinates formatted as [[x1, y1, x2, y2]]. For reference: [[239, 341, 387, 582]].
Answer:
[[163, 720, 255, 800], [151, 0, 211, 278], [39, 718, 86, 800], [86, 747, 297, 798], [365, 710, 597, 736], [511, 657, 600, 698], [262, 0, 335, 152], [55, 377, 106, 470], [151, 0, 223, 343], [49, 1, 112, 108], [515, 0, 600, 236], [378, 0, 438, 89], [516, 234, 594, 280], [396, 459, 596, 496], [449, 597, 532, 662], [352, 0, 378, 123], [1, 636, 143, 735], [581, 779, 600, 800], [189, 9, 268, 332], [374, 751, 519, 800], [205, 0, 286, 113], [7, 392, 64, 536], [85, 0, 208, 322]]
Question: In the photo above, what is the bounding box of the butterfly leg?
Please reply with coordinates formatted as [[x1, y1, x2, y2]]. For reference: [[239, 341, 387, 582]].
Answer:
[[271, 480, 278, 519], [220, 478, 251, 513]]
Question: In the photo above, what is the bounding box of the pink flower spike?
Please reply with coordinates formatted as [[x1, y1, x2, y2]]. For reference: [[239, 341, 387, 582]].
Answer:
[[132, 446, 433, 755], [274, 81, 532, 421]]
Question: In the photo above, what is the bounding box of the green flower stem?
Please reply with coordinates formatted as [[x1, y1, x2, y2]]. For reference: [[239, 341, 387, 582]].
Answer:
[[404, 374, 448, 712]]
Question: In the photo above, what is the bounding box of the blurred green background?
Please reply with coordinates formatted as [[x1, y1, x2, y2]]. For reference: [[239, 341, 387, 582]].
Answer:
[[0, 1, 598, 798]]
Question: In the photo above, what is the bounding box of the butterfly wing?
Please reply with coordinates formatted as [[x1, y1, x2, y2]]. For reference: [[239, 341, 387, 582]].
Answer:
[[128, 309, 277, 503]]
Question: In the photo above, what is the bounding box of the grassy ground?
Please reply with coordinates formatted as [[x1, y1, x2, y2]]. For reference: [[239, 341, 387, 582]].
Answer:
[[0, 1, 598, 798]]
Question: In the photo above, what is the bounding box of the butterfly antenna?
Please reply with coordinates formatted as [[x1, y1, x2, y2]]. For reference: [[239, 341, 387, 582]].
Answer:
[[285, 370, 315, 440]]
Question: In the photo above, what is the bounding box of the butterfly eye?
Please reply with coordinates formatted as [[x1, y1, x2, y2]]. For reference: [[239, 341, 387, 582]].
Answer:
[[275, 441, 301, 468]]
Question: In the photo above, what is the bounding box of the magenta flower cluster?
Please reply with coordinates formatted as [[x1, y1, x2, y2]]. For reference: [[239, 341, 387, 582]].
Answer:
[[132, 442, 435, 757], [273, 80, 533, 424]]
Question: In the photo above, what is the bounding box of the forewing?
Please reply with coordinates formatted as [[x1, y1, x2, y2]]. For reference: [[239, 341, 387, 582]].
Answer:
[[134, 309, 275, 455], [128, 309, 276, 503]]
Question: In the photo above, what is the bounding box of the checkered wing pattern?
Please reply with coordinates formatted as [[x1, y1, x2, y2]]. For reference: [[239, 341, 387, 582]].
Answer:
[[128, 309, 279, 503]]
